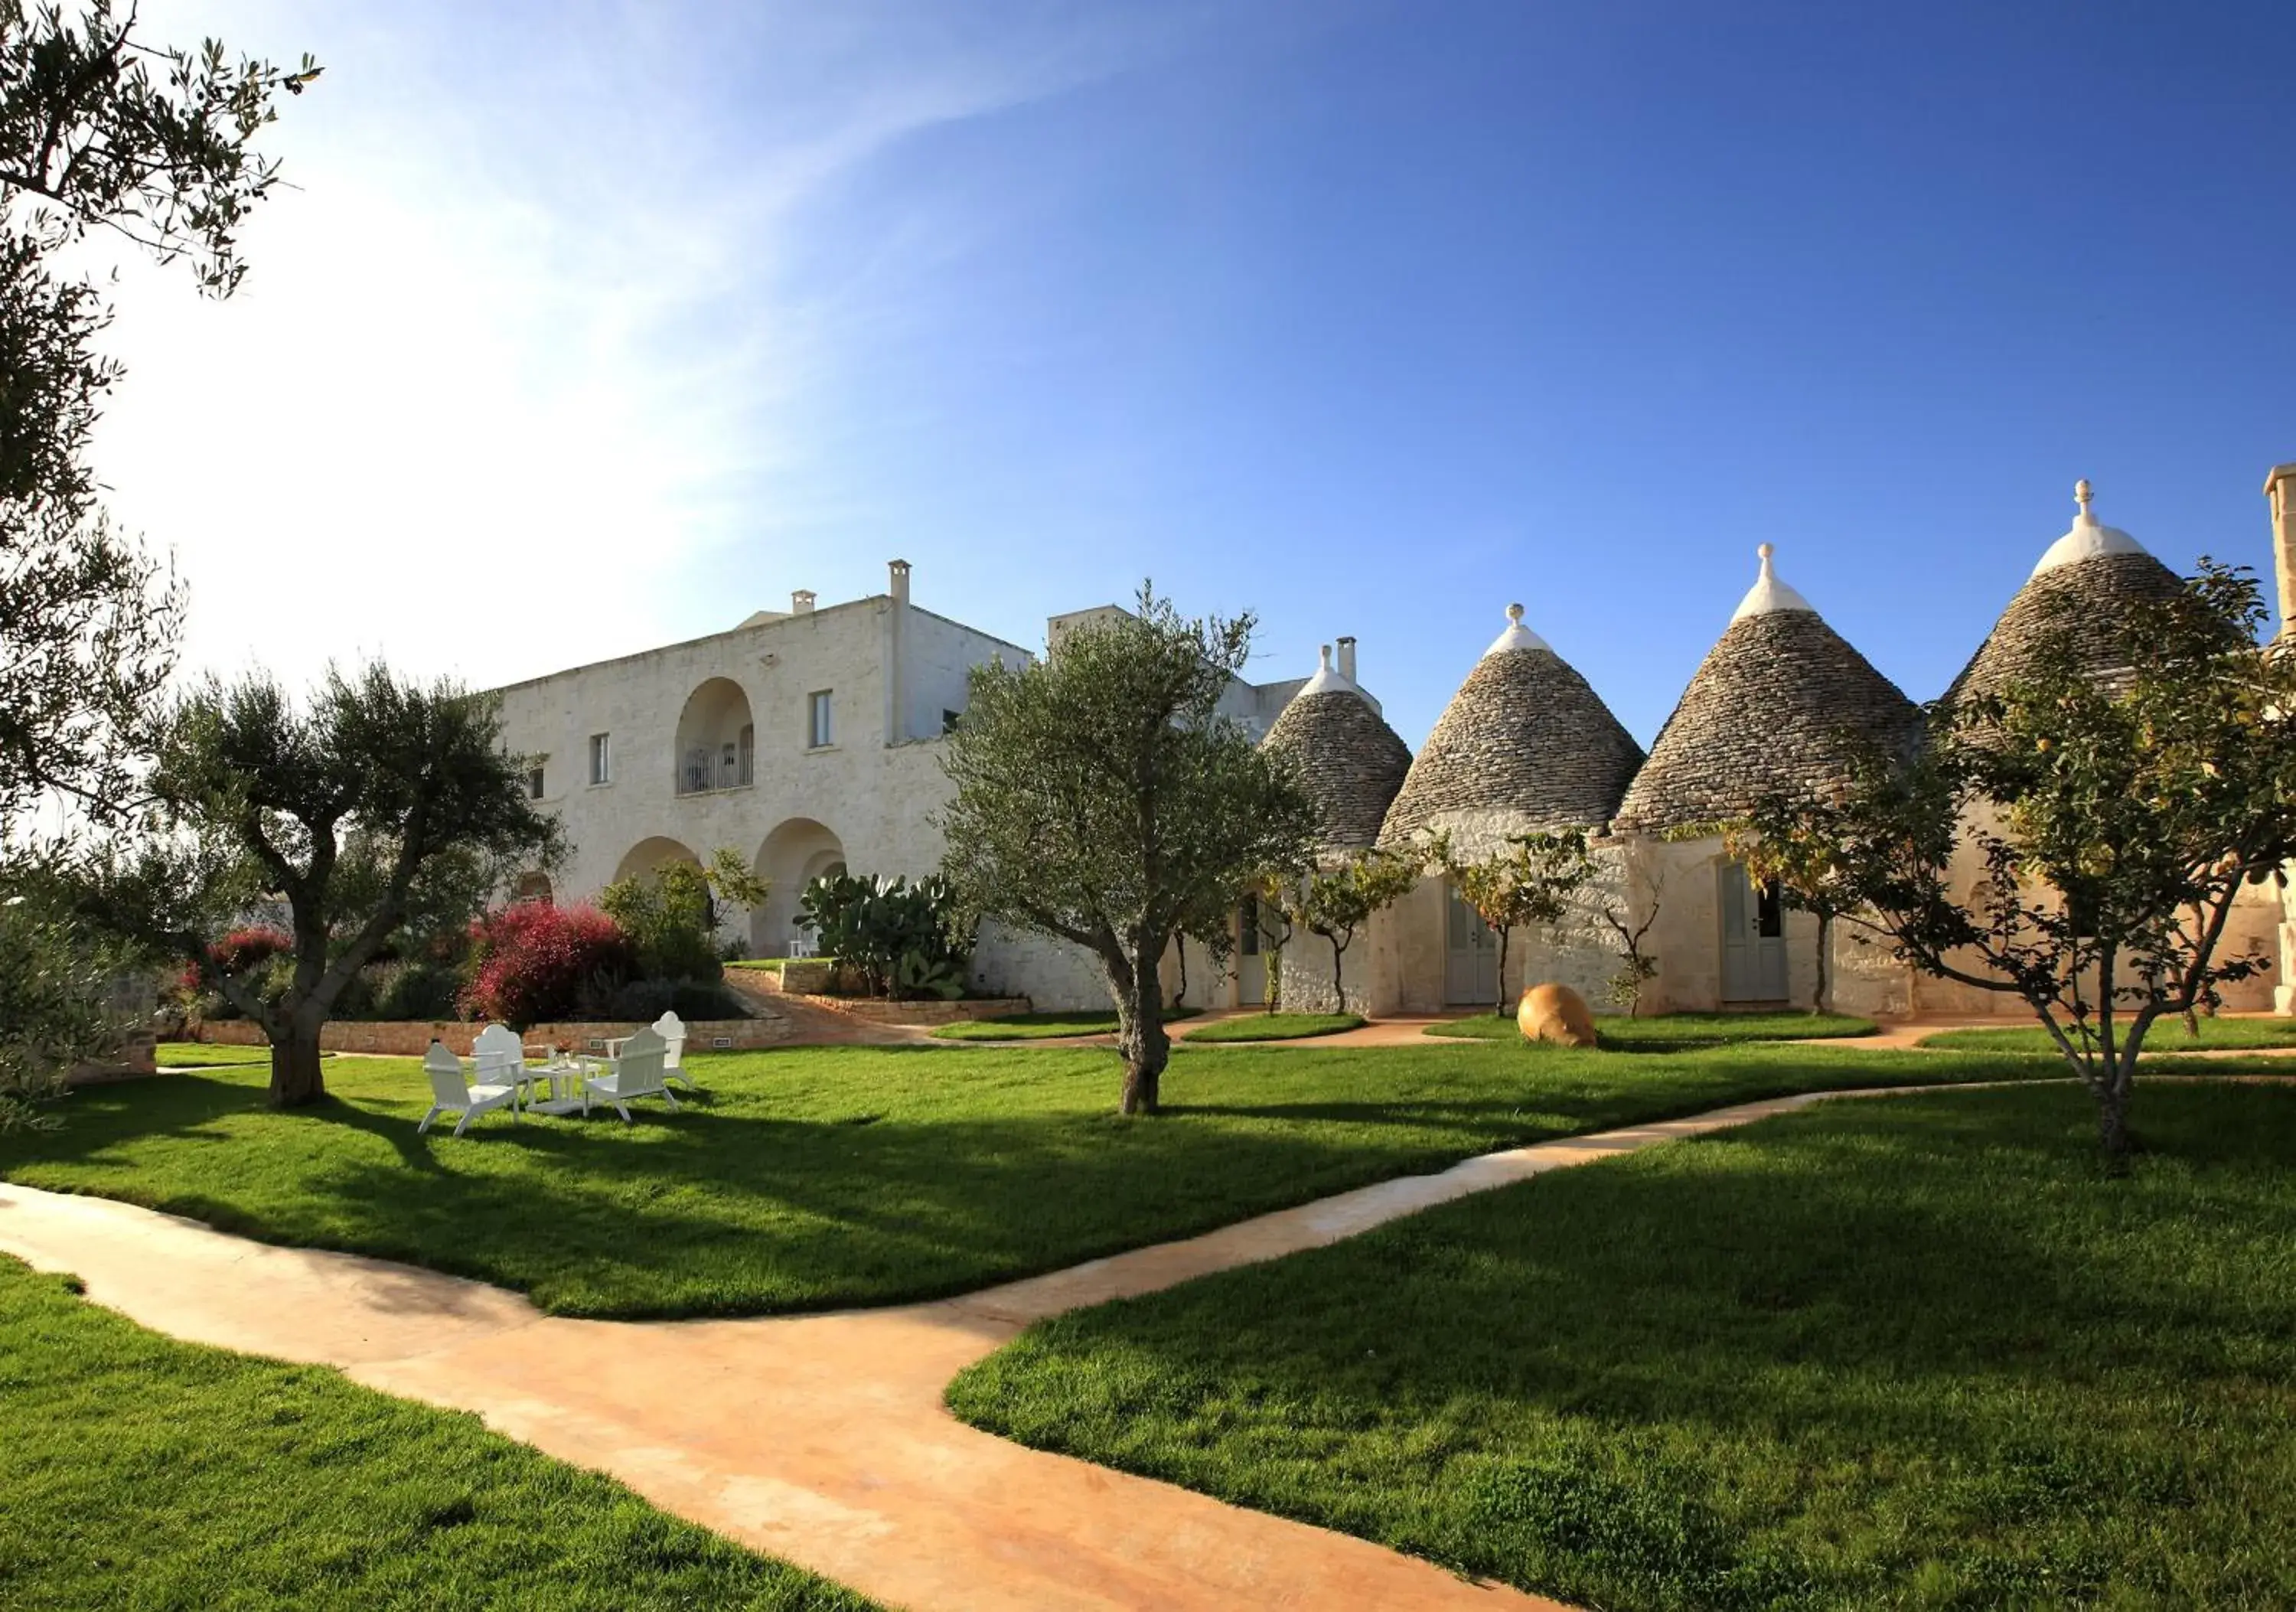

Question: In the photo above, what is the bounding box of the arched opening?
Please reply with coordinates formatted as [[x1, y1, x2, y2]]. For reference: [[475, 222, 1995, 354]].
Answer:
[[673, 677, 755, 795], [511, 872, 553, 906], [753, 817, 846, 956], [613, 836, 703, 886]]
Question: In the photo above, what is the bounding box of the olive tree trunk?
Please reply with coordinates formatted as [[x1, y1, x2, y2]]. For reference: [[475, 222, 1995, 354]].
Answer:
[[1106, 944, 1171, 1115], [267, 1003, 329, 1108]]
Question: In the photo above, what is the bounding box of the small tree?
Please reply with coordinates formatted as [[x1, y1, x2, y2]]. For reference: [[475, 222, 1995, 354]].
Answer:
[[1280, 847, 1424, 1015], [1439, 829, 1598, 1015], [938, 586, 1319, 1113], [1737, 563, 2296, 1163], [83, 663, 560, 1108], [600, 849, 767, 982], [1567, 837, 1665, 1017]]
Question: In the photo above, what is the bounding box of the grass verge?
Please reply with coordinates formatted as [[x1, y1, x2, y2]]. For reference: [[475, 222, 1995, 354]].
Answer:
[[0, 1255, 869, 1609], [950, 1080, 2296, 1610], [1426, 1010, 1876, 1047], [1921, 1015, 2296, 1053], [155, 1040, 304, 1068], [1182, 1013, 1364, 1043], [930, 1007, 1201, 1041], [0, 1040, 2128, 1319]]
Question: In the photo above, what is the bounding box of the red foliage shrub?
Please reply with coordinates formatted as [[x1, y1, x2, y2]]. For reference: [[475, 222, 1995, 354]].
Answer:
[[460, 902, 634, 1026], [199, 925, 293, 985]]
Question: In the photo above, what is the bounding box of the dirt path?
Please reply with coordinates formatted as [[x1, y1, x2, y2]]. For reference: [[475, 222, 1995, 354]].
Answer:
[[9, 1078, 2275, 1609]]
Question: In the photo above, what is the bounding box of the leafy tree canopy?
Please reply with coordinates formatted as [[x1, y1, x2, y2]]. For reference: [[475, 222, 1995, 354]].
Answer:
[[938, 585, 1319, 1112], [81, 662, 558, 1108], [1737, 562, 2296, 1162], [0, 2, 315, 826]]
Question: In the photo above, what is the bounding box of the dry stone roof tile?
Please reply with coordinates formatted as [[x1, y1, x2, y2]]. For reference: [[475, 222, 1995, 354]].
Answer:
[[1378, 638, 1644, 846], [1613, 609, 1920, 834], [1261, 685, 1414, 852]]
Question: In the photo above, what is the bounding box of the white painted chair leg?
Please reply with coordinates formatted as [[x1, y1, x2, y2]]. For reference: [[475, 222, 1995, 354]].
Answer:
[[615, 1101, 632, 1124], [661, 1088, 680, 1111], [419, 1108, 439, 1134], [453, 1111, 473, 1137]]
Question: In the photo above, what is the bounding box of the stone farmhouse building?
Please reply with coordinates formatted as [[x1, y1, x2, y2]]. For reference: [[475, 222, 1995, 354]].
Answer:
[[495, 465, 2296, 1020]]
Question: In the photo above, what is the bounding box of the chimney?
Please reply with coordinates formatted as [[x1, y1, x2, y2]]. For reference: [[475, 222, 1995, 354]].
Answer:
[[791, 589, 816, 615], [2268, 465, 2296, 631], [885, 560, 912, 745], [1336, 635, 1357, 684]]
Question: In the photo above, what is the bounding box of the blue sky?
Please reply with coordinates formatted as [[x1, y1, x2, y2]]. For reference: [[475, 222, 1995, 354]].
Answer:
[[97, 1, 2294, 750]]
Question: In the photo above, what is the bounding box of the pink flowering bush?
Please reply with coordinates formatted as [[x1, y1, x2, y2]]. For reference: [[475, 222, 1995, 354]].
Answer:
[[459, 903, 635, 1026]]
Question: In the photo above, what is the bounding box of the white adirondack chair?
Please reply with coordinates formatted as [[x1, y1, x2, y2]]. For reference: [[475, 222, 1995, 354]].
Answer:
[[582, 1026, 677, 1123], [471, 1023, 528, 1106], [651, 1011, 694, 1090], [418, 1041, 519, 1137]]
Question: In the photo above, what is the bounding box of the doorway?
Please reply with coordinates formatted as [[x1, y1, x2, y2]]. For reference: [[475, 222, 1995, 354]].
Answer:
[[1719, 862, 1789, 1003], [1444, 883, 1499, 1006]]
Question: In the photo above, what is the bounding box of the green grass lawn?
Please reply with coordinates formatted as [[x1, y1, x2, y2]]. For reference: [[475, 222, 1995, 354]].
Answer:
[[0, 1255, 869, 1610], [929, 1007, 1201, 1041], [1921, 1014, 2296, 1053], [1426, 1009, 1877, 1047], [950, 1080, 2296, 1610], [0, 1040, 2118, 1320], [155, 1039, 300, 1068], [1182, 1012, 1364, 1043]]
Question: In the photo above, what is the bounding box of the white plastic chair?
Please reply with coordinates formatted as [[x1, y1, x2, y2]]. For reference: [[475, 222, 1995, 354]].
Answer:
[[581, 1026, 677, 1124], [418, 1041, 519, 1137], [651, 1010, 694, 1090], [471, 1023, 530, 1108]]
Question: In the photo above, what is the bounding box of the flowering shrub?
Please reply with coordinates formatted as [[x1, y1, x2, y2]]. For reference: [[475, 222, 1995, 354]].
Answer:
[[201, 925, 293, 984], [459, 902, 635, 1026]]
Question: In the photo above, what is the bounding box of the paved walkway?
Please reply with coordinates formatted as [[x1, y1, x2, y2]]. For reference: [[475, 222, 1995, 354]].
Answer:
[[0, 1086, 1944, 1612]]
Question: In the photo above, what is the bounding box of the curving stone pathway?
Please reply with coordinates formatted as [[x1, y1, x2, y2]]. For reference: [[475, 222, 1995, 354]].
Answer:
[[0, 1082, 2135, 1611]]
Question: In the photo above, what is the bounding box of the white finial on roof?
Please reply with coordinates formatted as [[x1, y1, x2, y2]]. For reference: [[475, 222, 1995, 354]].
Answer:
[[1482, 602, 1552, 657], [2031, 477, 2148, 576], [1730, 542, 1817, 621], [1298, 641, 1355, 697]]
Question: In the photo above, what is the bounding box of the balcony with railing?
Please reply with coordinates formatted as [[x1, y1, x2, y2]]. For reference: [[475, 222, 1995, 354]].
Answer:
[[673, 677, 756, 796]]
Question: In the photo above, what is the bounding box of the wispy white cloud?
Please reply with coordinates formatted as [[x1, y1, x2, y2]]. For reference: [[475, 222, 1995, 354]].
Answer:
[[86, 0, 1192, 692]]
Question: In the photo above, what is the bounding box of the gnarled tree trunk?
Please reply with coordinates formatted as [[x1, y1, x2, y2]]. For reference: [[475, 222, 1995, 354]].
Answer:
[[1111, 946, 1170, 1115], [268, 1004, 328, 1108]]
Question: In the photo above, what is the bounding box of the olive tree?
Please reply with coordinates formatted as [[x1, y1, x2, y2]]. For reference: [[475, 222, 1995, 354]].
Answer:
[[0, 4, 315, 827], [84, 662, 559, 1108], [1737, 563, 2296, 1163], [938, 587, 1319, 1114]]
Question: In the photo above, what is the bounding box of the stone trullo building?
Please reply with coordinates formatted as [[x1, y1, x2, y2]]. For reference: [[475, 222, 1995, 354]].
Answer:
[[494, 467, 2294, 1020]]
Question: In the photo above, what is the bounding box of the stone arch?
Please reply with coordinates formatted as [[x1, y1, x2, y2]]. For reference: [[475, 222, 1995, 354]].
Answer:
[[613, 836, 703, 886], [673, 677, 755, 795], [753, 817, 846, 955]]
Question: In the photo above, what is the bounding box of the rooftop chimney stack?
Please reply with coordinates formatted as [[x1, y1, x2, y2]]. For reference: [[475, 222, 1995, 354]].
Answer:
[[2268, 465, 2296, 631], [1336, 635, 1357, 684], [885, 560, 912, 744], [791, 589, 816, 615]]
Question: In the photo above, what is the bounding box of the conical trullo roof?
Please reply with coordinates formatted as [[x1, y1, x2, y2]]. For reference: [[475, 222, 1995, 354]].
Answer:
[[1945, 481, 2182, 705], [1260, 645, 1413, 852], [1378, 605, 1644, 852], [1613, 545, 1919, 834]]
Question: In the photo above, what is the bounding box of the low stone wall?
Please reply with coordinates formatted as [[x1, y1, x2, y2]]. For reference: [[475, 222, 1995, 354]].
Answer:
[[728, 959, 839, 995], [194, 1015, 795, 1057], [68, 1035, 158, 1085], [785, 995, 1031, 1025]]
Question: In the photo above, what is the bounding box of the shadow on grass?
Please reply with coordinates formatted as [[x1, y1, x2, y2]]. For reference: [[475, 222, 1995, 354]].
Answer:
[[0, 1045, 2173, 1322]]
